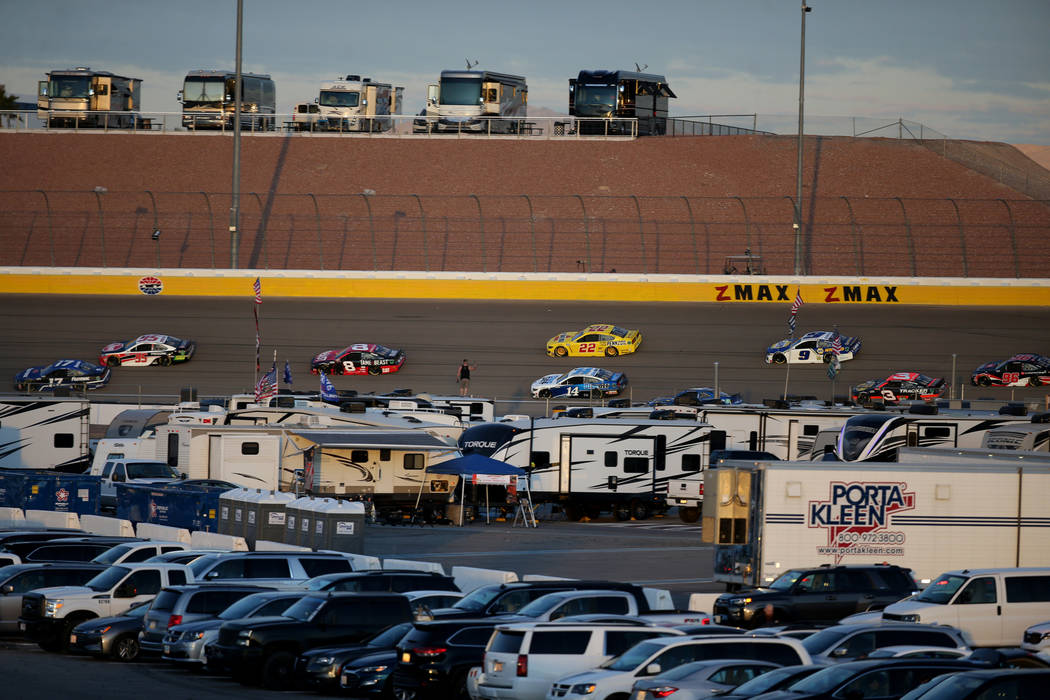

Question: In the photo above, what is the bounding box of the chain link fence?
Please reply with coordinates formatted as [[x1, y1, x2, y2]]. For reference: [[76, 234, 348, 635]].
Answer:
[[2, 190, 1048, 277]]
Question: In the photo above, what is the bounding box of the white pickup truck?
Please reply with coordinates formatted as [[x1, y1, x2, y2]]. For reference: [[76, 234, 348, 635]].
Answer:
[[490, 589, 707, 626], [89, 457, 183, 510], [18, 563, 193, 651]]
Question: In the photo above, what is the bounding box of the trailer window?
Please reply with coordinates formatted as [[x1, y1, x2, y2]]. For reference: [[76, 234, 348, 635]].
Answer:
[[681, 454, 701, 472], [803, 425, 820, 436], [623, 457, 648, 473], [167, 433, 179, 467], [531, 451, 550, 469], [604, 451, 617, 467], [380, 449, 391, 461], [241, 442, 260, 455], [350, 450, 369, 462], [53, 433, 74, 448], [923, 427, 952, 438], [404, 453, 424, 470]]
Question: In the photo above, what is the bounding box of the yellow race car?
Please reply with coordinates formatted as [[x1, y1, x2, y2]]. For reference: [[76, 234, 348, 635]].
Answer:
[[545, 324, 643, 358]]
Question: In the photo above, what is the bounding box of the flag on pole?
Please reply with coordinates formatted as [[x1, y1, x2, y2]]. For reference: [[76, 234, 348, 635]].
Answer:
[[253, 306, 260, 372], [319, 372, 339, 403], [828, 333, 843, 379], [788, 290, 804, 334], [254, 364, 278, 403], [283, 360, 293, 386], [253, 277, 262, 304]]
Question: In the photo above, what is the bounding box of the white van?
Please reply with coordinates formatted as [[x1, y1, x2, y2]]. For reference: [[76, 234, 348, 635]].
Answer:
[[882, 567, 1050, 647], [479, 621, 683, 700]]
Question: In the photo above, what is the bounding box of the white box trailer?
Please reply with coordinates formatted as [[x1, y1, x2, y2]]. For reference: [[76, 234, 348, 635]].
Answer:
[[702, 453, 1050, 590], [0, 397, 90, 471], [457, 417, 726, 521]]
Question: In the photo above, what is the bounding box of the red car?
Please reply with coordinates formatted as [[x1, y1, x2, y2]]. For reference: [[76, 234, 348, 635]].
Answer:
[[310, 344, 405, 376], [852, 372, 945, 404]]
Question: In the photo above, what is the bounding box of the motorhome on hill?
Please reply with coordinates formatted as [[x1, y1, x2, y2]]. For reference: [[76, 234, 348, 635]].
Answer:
[[457, 417, 726, 521]]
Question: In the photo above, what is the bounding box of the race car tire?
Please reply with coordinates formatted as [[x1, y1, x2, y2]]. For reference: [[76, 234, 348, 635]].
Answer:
[[823, 353, 832, 363], [590, 389, 603, 399], [553, 346, 568, 358], [538, 389, 551, 399], [158, 356, 172, 366], [605, 347, 619, 357], [368, 366, 382, 376], [106, 356, 120, 367], [1029, 377, 1041, 387], [978, 376, 992, 387], [772, 353, 786, 364]]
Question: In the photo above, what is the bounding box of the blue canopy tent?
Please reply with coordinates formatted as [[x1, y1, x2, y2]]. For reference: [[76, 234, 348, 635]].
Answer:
[[417, 453, 533, 526]]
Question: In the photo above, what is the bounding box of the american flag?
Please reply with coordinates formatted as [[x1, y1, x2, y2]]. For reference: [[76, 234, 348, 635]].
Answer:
[[254, 364, 277, 403], [832, 333, 843, 356], [791, 291, 804, 315], [253, 277, 262, 304]]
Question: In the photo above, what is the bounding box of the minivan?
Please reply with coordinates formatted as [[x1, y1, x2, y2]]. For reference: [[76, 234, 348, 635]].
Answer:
[[480, 621, 684, 700], [882, 567, 1050, 647]]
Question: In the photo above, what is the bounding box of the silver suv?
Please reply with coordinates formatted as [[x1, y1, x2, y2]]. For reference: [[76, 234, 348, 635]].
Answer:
[[187, 551, 359, 588], [139, 583, 270, 654], [799, 622, 970, 664]]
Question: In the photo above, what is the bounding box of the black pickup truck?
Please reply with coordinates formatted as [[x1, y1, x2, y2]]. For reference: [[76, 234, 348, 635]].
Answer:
[[209, 592, 412, 690]]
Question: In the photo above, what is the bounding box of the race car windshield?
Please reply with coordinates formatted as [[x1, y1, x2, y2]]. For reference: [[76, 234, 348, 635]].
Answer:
[[611, 326, 629, 337], [374, 345, 398, 357], [915, 374, 936, 385], [914, 573, 968, 604]]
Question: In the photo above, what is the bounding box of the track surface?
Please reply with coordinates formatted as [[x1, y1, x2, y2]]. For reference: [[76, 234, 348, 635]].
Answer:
[[3, 296, 1049, 412]]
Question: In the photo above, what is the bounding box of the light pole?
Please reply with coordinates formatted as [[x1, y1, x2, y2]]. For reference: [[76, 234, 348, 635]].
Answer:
[[794, 1, 811, 276], [230, 0, 243, 268]]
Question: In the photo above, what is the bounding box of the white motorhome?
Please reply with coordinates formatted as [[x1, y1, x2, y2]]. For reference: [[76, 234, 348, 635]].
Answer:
[[701, 453, 1050, 590], [316, 75, 403, 132], [981, 413, 1050, 451], [698, 404, 869, 460], [433, 69, 527, 134], [457, 418, 726, 520], [0, 397, 90, 471]]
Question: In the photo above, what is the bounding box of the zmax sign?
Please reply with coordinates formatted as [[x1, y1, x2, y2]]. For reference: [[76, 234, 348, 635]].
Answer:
[[714, 285, 900, 303]]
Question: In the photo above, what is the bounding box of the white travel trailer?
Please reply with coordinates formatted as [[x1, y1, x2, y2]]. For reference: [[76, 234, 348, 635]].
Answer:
[[315, 75, 403, 132], [0, 397, 90, 471], [981, 413, 1050, 451], [701, 452, 1050, 590], [457, 418, 726, 520]]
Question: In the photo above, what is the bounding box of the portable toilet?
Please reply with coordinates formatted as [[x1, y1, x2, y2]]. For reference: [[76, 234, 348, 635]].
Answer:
[[240, 489, 264, 545], [284, 496, 317, 547], [254, 490, 296, 547], [218, 488, 253, 537], [313, 499, 366, 553]]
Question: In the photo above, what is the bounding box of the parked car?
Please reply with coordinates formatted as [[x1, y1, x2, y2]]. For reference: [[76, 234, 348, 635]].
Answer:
[[479, 620, 684, 700], [717, 664, 823, 699], [490, 589, 702, 626], [69, 599, 152, 661], [304, 570, 460, 594], [212, 592, 413, 690], [295, 620, 414, 692], [800, 623, 970, 664], [407, 589, 464, 619], [898, 668, 1050, 700], [139, 583, 271, 654], [0, 562, 106, 634], [630, 658, 782, 700], [546, 635, 812, 700], [22, 537, 146, 563], [866, 645, 972, 660], [162, 590, 308, 667], [145, 549, 229, 566], [5, 536, 139, 562], [340, 647, 401, 698], [393, 618, 502, 699], [91, 542, 190, 566], [433, 580, 668, 621], [712, 564, 918, 628], [1022, 621, 1050, 659], [187, 550, 359, 588], [752, 658, 979, 700]]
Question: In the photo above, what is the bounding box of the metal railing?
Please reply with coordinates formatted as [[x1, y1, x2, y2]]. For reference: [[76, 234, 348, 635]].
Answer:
[[2, 190, 1047, 278]]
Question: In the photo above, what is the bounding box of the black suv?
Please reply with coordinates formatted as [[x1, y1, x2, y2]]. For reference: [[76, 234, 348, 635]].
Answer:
[[712, 564, 918, 628], [392, 618, 501, 700], [431, 580, 653, 620], [304, 570, 459, 594], [211, 592, 412, 690]]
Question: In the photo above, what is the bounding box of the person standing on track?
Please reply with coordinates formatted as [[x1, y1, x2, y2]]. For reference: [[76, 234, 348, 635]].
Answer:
[[457, 359, 476, 396]]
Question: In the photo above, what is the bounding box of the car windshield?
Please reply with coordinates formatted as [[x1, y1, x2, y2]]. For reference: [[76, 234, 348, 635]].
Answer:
[[788, 664, 861, 693], [915, 574, 969, 604], [516, 593, 567, 618], [126, 462, 178, 479], [84, 566, 132, 592], [306, 575, 342, 591], [801, 627, 852, 654], [92, 543, 136, 565], [188, 555, 222, 578], [767, 569, 804, 591], [654, 660, 714, 681], [601, 640, 663, 671], [283, 596, 325, 622], [611, 326, 629, 337], [730, 666, 816, 695], [124, 600, 153, 617], [369, 622, 413, 647], [899, 674, 984, 700], [452, 585, 500, 612], [219, 593, 280, 620], [374, 345, 399, 357]]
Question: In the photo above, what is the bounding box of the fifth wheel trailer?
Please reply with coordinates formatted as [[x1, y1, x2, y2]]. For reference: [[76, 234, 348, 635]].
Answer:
[[0, 397, 90, 471], [701, 452, 1050, 591], [457, 417, 726, 520]]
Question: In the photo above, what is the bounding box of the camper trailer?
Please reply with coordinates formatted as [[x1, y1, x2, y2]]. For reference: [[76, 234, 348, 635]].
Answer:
[[457, 417, 726, 520], [981, 413, 1050, 451], [0, 397, 90, 471]]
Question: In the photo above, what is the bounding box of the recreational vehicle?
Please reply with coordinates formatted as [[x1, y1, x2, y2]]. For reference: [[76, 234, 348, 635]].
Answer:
[[178, 69, 276, 130], [432, 69, 527, 134], [0, 397, 90, 471], [569, 69, 675, 136], [457, 417, 726, 520], [37, 67, 142, 129], [315, 75, 403, 132]]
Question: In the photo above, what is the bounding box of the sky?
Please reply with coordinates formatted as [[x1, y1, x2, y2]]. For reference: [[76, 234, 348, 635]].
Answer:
[[3, 0, 1049, 144]]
